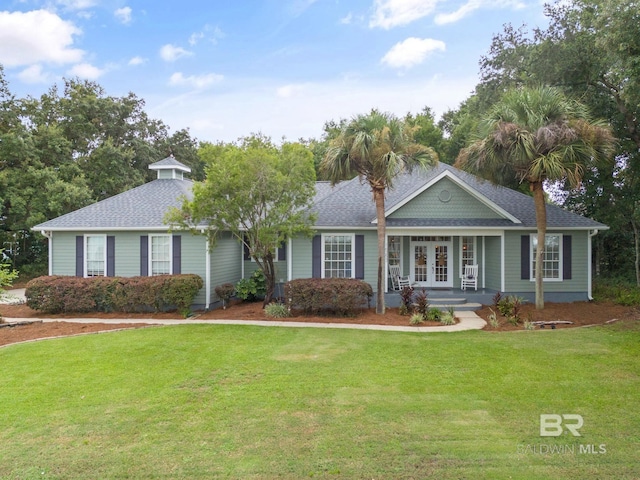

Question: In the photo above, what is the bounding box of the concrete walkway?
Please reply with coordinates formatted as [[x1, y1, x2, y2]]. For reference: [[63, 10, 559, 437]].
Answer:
[[4, 310, 486, 333], [2, 288, 486, 332]]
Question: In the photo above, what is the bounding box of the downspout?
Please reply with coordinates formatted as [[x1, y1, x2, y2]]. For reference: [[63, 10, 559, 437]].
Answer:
[[500, 232, 505, 293], [203, 230, 211, 310], [40, 230, 52, 276], [287, 237, 292, 282], [588, 229, 599, 300]]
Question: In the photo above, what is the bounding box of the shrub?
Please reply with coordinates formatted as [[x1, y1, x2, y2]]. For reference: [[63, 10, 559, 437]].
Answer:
[[409, 313, 424, 325], [215, 283, 235, 309], [26, 274, 203, 317], [440, 312, 455, 325], [264, 302, 290, 318], [593, 279, 640, 306], [414, 288, 429, 320], [488, 308, 500, 328], [426, 307, 442, 322], [236, 270, 266, 301], [399, 285, 414, 315], [523, 320, 535, 330], [284, 278, 373, 316]]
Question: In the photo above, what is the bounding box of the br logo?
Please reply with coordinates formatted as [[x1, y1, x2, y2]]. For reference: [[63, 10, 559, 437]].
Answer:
[[540, 414, 584, 437]]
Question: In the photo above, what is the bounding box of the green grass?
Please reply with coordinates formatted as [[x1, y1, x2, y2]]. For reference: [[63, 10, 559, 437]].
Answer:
[[1, 322, 639, 479]]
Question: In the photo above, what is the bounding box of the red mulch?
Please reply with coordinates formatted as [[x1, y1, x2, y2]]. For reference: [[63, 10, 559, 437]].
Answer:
[[1, 299, 638, 346]]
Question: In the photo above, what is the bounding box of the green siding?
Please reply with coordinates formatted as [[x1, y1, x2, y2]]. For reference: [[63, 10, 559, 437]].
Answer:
[[389, 177, 502, 219], [211, 232, 242, 302], [50, 230, 208, 306], [504, 230, 588, 293], [291, 231, 378, 288], [484, 236, 502, 290]]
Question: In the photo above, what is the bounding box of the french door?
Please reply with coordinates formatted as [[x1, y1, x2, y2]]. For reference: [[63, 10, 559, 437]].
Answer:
[[410, 240, 452, 288]]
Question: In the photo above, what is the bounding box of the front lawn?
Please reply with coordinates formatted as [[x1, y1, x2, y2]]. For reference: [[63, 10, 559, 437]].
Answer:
[[1, 322, 639, 479]]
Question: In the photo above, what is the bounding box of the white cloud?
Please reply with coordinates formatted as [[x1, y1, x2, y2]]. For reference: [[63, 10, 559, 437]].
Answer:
[[340, 12, 353, 24], [189, 25, 225, 46], [17, 64, 50, 84], [276, 84, 307, 98], [370, 0, 439, 29], [149, 75, 476, 144], [381, 37, 445, 69], [56, 0, 98, 10], [67, 62, 105, 80], [159, 44, 193, 62], [169, 72, 224, 89], [0, 10, 84, 67], [435, 0, 526, 25], [114, 7, 133, 25], [128, 56, 147, 66]]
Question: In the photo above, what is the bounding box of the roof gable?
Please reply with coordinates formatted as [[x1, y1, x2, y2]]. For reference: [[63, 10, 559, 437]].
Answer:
[[384, 171, 521, 224]]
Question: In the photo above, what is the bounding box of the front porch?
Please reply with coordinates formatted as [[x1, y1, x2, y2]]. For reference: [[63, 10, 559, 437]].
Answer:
[[382, 287, 498, 311]]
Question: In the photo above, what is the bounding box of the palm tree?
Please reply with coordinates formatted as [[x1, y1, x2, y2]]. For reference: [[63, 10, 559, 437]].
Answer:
[[321, 110, 438, 314], [456, 86, 614, 309]]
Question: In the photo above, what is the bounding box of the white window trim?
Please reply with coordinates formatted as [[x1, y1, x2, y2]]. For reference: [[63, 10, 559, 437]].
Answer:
[[459, 236, 476, 276], [321, 233, 355, 279], [530, 233, 563, 282], [84, 234, 106, 278], [149, 234, 172, 276]]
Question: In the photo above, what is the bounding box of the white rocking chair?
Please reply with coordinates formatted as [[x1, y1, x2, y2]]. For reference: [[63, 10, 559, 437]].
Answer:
[[460, 264, 478, 291], [389, 264, 412, 291]]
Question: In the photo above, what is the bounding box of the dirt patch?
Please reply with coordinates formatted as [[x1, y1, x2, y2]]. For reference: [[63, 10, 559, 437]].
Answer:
[[0, 320, 150, 347], [1, 299, 639, 346], [476, 301, 640, 331]]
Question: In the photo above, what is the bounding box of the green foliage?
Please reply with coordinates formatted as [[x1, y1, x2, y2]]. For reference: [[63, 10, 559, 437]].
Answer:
[[264, 302, 291, 318], [168, 134, 316, 304], [523, 320, 535, 330], [0, 251, 18, 301], [488, 308, 500, 328], [409, 313, 424, 325], [439, 312, 455, 326], [284, 278, 373, 316], [25, 274, 203, 317], [235, 270, 266, 302], [593, 279, 640, 306], [426, 308, 442, 322], [214, 283, 235, 308]]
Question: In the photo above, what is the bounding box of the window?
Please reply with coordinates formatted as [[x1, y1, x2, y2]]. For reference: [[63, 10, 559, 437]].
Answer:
[[531, 234, 562, 280], [460, 236, 475, 275], [323, 234, 353, 278], [388, 236, 401, 266], [85, 235, 106, 277], [150, 235, 171, 275]]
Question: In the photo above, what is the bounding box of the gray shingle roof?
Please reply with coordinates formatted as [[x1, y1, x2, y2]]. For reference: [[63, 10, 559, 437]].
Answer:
[[311, 162, 607, 230], [34, 179, 194, 230], [149, 156, 191, 172], [34, 161, 606, 232]]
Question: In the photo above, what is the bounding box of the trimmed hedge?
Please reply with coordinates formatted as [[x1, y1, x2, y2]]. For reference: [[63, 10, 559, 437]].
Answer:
[[26, 274, 203, 317], [284, 278, 373, 316]]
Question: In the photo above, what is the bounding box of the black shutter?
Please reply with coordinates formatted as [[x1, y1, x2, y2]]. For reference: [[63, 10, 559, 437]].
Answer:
[[140, 236, 148, 276], [172, 235, 181, 274], [75, 236, 84, 277], [243, 234, 251, 261], [312, 235, 321, 278], [563, 235, 572, 280], [278, 241, 287, 262], [355, 235, 364, 279], [107, 236, 115, 277], [521, 235, 530, 280]]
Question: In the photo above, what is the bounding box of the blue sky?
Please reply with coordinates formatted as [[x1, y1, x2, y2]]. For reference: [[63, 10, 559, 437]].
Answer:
[[1, 0, 548, 143]]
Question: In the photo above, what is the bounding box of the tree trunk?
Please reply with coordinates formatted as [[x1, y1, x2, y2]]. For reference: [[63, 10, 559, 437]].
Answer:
[[532, 181, 547, 310], [261, 252, 276, 307], [374, 188, 386, 315], [632, 218, 640, 287]]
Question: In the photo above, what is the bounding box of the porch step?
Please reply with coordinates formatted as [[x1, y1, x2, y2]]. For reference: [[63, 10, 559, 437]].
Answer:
[[432, 302, 483, 312], [429, 297, 467, 305]]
